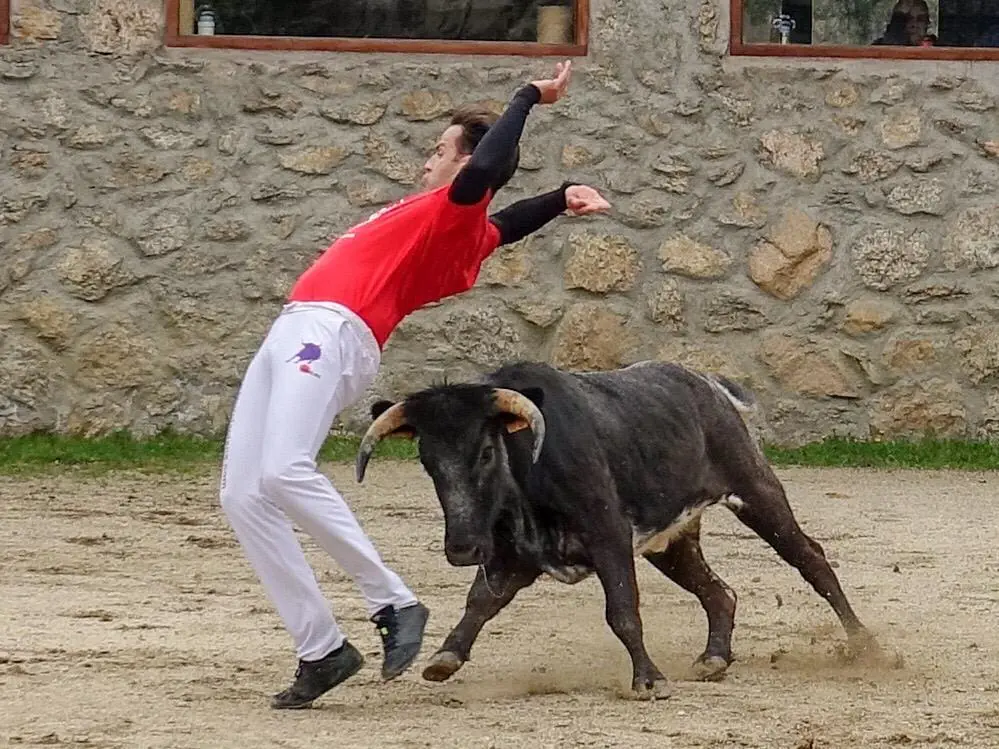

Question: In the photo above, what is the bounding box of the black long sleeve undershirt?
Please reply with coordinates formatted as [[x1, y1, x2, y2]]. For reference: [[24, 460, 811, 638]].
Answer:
[[489, 182, 577, 246], [448, 84, 542, 206]]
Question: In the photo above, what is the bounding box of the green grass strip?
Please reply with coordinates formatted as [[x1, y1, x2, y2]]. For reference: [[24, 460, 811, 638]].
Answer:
[[764, 436, 999, 470], [0, 430, 416, 476], [0, 432, 995, 476]]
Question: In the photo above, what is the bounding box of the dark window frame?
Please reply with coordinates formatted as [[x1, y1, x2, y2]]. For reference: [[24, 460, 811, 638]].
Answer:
[[164, 0, 589, 56], [730, 0, 999, 60]]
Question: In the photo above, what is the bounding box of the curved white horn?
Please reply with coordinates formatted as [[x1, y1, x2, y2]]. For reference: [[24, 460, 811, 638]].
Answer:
[[492, 388, 546, 462], [355, 402, 409, 483]]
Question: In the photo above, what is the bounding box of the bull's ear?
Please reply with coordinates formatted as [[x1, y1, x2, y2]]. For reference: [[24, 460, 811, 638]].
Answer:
[[370, 399, 395, 419], [520, 387, 544, 409], [500, 413, 530, 434], [499, 386, 545, 434]]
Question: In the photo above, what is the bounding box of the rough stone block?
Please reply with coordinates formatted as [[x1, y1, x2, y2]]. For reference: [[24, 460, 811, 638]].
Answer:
[[703, 292, 769, 333], [851, 227, 930, 291], [13, 7, 62, 40], [842, 299, 897, 336], [78, 0, 161, 55], [870, 379, 967, 439], [480, 240, 532, 288], [646, 278, 684, 329], [943, 207, 999, 271], [758, 129, 824, 179], [878, 106, 922, 149], [399, 90, 452, 121], [564, 233, 641, 293], [760, 332, 861, 399], [954, 326, 999, 384], [658, 235, 731, 280], [57, 239, 138, 302], [279, 147, 350, 175], [749, 208, 833, 301], [551, 303, 631, 372]]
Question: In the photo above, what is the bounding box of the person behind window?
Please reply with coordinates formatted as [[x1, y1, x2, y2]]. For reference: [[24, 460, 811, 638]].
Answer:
[[872, 0, 932, 45]]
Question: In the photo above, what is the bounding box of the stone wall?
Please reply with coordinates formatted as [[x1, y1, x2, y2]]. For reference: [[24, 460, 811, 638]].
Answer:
[[1, 0, 998, 446]]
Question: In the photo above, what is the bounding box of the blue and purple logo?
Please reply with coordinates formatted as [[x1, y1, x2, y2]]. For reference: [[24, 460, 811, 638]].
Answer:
[[287, 342, 322, 378]]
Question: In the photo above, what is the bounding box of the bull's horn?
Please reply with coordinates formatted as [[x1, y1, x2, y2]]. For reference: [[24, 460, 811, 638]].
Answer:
[[355, 402, 409, 483], [492, 388, 546, 463]]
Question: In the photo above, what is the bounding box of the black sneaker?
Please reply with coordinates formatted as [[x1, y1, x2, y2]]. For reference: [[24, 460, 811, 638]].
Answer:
[[371, 602, 429, 681], [270, 640, 364, 709]]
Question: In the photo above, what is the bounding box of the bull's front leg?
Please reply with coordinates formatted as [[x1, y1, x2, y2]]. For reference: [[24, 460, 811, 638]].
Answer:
[[590, 541, 671, 701], [422, 559, 539, 682]]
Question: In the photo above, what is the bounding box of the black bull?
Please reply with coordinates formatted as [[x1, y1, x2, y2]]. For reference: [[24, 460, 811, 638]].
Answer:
[[355, 360, 879, 699]]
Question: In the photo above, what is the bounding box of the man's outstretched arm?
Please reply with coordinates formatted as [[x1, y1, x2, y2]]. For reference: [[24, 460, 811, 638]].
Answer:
[[449, 60, 572, 206], [448, 85, 541, 206], [489, 183, 611, 246], [488, 182, 573, 245]]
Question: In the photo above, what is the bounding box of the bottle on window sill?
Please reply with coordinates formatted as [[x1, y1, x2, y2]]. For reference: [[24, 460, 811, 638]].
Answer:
[[196, 5, 217, 36]]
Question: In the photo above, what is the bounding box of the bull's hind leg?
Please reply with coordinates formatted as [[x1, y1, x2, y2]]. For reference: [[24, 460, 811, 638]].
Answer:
[[729, 469, 877, 657], [422, 560, 538, 682], [644, 516, 737, 681]]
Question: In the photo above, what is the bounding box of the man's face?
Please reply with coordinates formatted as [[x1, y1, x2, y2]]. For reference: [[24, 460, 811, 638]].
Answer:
[[421, 125, 471, 190], [902, 1, 929, 43]]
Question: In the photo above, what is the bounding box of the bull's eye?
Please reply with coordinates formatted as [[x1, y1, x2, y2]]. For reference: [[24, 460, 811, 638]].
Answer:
[[479, 444, 495, 466]]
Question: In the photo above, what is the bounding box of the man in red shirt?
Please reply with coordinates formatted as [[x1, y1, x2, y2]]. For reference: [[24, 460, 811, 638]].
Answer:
[[219, 60, 611, 710]]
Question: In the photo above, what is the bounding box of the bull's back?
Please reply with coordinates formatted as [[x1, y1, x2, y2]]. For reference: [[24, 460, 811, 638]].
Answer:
[[485, 359, 749, 493], [484, 359, 748, 443]]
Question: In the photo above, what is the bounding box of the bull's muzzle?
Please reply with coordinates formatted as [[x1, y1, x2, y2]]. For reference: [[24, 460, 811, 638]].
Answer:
[[444, 540, 485, 567]]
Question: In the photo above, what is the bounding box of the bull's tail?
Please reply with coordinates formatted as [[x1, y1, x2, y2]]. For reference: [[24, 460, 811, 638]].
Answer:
[[704, 374, 757, 418]]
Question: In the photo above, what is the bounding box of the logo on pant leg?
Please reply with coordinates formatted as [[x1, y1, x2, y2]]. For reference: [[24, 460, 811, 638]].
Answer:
[[287, 342, 322, 378]]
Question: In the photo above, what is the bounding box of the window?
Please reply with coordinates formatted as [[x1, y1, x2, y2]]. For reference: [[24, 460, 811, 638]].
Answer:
[[731, 0, 999, 59], [1, 0, 8, 45], [165, 0, 588, 55]]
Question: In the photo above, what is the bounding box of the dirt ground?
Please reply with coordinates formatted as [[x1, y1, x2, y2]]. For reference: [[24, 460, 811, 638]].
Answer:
[[2, 462, 998, 749]]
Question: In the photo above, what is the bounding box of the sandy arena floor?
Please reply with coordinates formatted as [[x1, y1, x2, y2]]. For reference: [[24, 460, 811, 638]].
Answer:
[[2, 463, 998, 748]]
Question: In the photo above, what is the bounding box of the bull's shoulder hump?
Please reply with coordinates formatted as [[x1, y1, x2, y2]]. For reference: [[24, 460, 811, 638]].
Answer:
[[578, 360, 690, 383], [481, 361, 586, 395]]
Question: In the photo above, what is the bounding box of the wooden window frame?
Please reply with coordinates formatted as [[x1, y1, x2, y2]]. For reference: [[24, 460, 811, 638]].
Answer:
[[730, 0, 999, 61], [1, 0, 9, 45], [164, 0, 589, 56]]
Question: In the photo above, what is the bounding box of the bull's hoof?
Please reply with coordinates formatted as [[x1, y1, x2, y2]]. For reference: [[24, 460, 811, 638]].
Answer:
[[422, 651, 464, 682], [691, 655, 730, 682], [632, 677, 672, 701], [840, 632, 904, 669], [840, 631, 882, 663]]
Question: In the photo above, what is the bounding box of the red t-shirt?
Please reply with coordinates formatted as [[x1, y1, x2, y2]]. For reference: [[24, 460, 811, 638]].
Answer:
[[288, 185, 501, 348]]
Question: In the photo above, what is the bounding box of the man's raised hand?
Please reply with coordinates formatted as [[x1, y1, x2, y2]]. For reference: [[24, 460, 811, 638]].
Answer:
[[530, 60, 572, 104]]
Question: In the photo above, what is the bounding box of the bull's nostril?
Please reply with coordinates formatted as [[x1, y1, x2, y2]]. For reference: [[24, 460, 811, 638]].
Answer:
[[446, 543, 481, 566]]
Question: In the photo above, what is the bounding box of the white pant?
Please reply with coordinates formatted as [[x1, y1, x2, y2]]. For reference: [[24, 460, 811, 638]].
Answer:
[[220, 301, 417, 662]]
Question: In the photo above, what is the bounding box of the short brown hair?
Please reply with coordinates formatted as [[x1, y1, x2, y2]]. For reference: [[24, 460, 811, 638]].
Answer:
[[450, 106, 498, 154], [450, 105, 520, 192]]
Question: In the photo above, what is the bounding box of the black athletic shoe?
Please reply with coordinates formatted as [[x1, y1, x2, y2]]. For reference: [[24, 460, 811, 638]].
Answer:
[[270, 640, 364, 709], [371, 602, 429, 681]]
